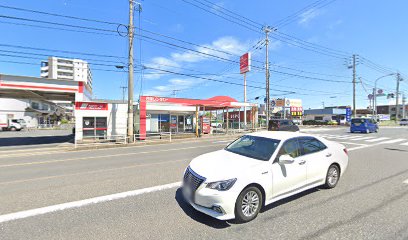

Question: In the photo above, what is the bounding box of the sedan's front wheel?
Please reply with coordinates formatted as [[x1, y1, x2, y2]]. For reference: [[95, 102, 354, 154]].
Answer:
[[235, 186, 262, 223]]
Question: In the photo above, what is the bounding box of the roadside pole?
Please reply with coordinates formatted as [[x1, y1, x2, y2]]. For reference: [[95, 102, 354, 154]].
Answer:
[[396, 73, 401, 121], [244, 72, 247, 129], [195, 105, 199, 137], [127, 0, 135, 143], [352, 54, 357, 118], [265, 27, 271, 130], [402, 93, 406, 119]]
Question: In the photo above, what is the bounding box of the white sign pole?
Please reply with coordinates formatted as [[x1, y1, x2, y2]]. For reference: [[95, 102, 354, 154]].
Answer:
[[244, 72, 247, 129]]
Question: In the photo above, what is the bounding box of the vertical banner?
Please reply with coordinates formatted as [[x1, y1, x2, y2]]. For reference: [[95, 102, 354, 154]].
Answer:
[[240, 52, 251, 74]]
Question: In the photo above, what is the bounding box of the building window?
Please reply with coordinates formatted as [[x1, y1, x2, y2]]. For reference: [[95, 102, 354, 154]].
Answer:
[[57, 59, 73, 64], [314, 116, 323, 121], [58, 66, 73, 71]]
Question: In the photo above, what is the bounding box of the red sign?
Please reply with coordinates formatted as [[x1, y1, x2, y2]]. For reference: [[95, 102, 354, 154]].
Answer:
[[290, 106, 303, 116], [240, 52, 251, 74], [224, 111, 253, 120], [75, 102, 108, 111]]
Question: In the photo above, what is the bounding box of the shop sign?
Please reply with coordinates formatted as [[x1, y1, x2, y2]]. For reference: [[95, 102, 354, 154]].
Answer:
[[75, 102, 108, 110], [290, 106, 303, 116], [145, 97, 169, 103], [240, 52, 251, 74]]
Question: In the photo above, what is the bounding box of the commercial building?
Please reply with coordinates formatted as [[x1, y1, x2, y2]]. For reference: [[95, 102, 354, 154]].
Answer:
[[41, 57, 92, 97], [376, 104, 407, 119], [303, 108, 347, 124], [135, 96, 258, 137]]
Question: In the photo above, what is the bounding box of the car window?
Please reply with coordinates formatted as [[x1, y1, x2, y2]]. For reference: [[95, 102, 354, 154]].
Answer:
[[225, 135, 280, 161], [351, 119, 364, 124], [277, 138, 301, 159], [280, 120, 289, 126], [299, 137, 327, 155]]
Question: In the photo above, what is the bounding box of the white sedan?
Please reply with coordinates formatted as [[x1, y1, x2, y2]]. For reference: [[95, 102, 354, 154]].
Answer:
[[182, 131, 348, 223]]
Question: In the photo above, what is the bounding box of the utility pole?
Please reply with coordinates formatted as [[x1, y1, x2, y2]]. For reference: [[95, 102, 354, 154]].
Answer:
[[402, 93, 406, 119], [396, 73, 401, 121], [172, 89, 180, 98], [120, 86, 127, 103], [352, 54, 357, 117], [264, 26, 272, 129], [127, 0, 136, 142]]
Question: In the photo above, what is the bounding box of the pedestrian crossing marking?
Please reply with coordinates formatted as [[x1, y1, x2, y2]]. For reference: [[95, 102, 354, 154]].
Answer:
[[318, 134, 408, 146], [380, 139, 406, 144], [365, 137, 390, 142]]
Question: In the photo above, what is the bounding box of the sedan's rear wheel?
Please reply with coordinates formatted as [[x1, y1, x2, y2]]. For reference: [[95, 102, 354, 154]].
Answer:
[[235, 186, 262, 223], [324, 164, 340, 189]]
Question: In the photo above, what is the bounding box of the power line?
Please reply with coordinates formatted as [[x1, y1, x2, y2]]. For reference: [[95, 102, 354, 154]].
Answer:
[[181, 0, 261, 33], [0, 4, 122, 25]]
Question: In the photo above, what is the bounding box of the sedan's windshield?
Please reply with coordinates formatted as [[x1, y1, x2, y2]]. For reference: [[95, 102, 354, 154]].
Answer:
[[225, 135, 280, 161]]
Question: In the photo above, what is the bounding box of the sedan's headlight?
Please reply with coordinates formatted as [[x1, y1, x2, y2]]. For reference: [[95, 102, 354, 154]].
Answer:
[[206, 178, 237, 191]]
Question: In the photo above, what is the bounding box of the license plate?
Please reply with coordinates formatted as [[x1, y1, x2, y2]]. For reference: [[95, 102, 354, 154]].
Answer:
[[182, 185, 194, 203], [354, 123, 360, 126]]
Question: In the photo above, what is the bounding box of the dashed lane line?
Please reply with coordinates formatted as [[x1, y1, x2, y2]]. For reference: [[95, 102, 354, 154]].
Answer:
[[400, 142, 408, 146]]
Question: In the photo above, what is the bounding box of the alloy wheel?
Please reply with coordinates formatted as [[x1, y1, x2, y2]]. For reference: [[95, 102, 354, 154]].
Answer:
[[327, 167, 339, 186], [241, 190, 259, 217]]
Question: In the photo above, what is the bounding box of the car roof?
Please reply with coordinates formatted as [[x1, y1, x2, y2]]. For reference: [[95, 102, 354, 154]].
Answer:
[[246, 131, 313, 141]]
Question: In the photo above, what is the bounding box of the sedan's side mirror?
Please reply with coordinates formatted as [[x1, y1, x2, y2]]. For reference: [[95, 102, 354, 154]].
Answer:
[[278, 154, 295, 164]]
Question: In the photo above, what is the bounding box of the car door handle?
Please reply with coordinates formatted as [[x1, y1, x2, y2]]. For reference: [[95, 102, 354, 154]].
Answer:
[[298, 160, 306, 165], [326, 153, 332, 157]]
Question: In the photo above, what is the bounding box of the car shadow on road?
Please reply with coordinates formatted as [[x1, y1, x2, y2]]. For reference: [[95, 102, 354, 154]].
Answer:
[[174, 188, 231, 229], [260, 187, 320, 214]]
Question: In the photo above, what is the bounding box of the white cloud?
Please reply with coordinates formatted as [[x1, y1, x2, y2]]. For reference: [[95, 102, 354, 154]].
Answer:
[[144, 57, 180, 80], [171, 36, 249, 63], [298, 8, 322, 25], [144, 78, 203, 97]]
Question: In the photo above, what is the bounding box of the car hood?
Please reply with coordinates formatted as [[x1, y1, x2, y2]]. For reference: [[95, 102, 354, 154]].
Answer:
[[188, 149, 264, 182]]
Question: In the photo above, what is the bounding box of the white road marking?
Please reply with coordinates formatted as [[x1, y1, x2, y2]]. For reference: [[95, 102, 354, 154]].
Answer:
[[404, 179, 408, 184], [400, 142, 408, 146], [0, 144, 223, 168], [0, 181, 182, 223], [214, 140, 231, 143], [348, 136, 376, 141], [365, 137, 390, 142], [379, 139, 406, 144], [338, 142, 367, 146]]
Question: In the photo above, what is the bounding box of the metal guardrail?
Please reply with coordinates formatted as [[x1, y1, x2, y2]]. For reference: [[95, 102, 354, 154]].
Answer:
[[74, 134, 128, 148]]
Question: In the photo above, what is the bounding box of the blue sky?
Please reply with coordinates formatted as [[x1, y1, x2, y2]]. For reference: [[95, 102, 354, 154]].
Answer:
[[0, 0, 407, 109]]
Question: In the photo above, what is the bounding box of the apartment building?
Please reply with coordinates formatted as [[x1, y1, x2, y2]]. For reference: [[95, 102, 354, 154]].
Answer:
[[40, 57, 92, 95]]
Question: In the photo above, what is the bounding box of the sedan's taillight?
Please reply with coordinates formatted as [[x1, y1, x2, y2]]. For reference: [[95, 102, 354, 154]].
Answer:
[[343, 148, 348, 155]]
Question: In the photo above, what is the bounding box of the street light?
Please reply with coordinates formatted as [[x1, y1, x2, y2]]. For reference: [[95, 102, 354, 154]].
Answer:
[[373, 73, 396, 120]]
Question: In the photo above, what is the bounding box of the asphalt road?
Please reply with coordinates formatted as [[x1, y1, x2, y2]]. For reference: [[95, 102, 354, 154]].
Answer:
[[0, 127, 408, 239]]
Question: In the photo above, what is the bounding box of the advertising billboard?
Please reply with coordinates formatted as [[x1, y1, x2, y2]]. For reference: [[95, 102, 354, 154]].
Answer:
[[240, 52, 251, 74]]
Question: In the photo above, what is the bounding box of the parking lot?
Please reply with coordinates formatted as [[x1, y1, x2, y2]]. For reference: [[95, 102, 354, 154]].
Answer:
[[0, 127, 407, 239]]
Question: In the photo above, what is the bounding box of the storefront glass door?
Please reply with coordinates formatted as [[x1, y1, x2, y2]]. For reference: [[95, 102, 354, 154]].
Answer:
[[177, 115, 184, 132]]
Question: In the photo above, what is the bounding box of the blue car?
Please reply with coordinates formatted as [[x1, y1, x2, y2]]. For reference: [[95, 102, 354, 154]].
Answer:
[[350, 118, 378, 133]]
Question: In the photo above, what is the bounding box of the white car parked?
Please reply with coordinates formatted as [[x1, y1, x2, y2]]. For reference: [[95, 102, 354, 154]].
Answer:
[[400, 119, 408, 126], [182, 131, 348, 222]]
